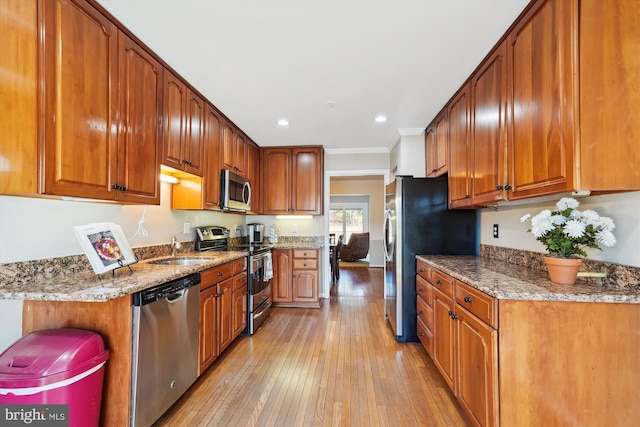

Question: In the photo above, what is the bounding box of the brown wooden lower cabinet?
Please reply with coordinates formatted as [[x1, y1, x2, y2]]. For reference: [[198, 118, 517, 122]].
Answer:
[[272, 248, 321, 308], [199, 258, 247, 375], [417, 260, 640, 427]]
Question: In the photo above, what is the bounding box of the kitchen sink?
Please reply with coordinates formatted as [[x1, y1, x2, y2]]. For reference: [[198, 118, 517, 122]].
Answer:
[[148, 257, 211, 266]]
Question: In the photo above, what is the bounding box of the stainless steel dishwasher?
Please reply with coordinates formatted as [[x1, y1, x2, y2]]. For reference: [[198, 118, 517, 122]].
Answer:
[[131, 273, 200, 427]]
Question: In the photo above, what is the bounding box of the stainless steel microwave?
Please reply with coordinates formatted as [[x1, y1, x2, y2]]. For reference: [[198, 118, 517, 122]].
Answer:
[[220, 169, 251, 212]]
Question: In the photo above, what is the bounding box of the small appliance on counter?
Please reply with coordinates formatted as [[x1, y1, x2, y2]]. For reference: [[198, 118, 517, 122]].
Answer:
[[245, 223, 265, 245]]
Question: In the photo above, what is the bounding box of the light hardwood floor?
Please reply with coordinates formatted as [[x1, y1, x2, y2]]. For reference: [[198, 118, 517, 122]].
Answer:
[[155, 267, 469, 426]]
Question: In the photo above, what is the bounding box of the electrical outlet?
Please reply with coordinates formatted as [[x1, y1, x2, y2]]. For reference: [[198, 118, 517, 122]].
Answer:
[[493, 224, 499, 239], [292, 224, 298, 233], [183, 222, 191, 234]]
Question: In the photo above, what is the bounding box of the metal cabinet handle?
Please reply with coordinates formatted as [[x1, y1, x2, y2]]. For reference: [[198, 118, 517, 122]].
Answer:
[[436, 280, 442, 285], [217, 272, 223, 276], [418, 287, 423, 292], [464, 297, 472, 303], [419, 310, 424, 315]]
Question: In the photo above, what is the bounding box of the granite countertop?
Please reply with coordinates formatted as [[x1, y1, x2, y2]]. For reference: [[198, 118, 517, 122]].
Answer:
[[273, 242, 324, 249], [0, 251, 248, 303], [417, 255, 640, 304]]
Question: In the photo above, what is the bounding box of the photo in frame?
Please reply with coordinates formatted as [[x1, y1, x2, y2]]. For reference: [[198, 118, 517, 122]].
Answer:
[[73, 222, 137, 274]]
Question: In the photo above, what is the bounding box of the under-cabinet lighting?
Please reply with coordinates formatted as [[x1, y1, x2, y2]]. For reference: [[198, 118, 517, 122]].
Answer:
[[160, 174, 179, 184], [275, 215, 313, 219]]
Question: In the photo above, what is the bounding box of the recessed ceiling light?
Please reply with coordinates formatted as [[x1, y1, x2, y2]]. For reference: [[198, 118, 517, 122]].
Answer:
[[374, 115, 388, 123], [277, 119, 290, 127]]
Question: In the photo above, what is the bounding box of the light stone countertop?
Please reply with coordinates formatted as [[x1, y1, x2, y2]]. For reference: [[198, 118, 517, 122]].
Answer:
[[417, 255, 640, 304], [273, 242, 324, 249], [0, 251, 248, 302]]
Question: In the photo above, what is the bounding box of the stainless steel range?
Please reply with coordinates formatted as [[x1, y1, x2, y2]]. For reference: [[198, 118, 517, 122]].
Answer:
[[195, 226, 272, 335]]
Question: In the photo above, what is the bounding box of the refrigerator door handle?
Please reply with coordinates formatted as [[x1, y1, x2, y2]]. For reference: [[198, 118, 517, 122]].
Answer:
[[383, 209, 394, 262]]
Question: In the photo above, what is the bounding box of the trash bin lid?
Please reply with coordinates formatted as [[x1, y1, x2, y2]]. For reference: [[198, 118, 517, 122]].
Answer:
[[0, 328, 108, 388]]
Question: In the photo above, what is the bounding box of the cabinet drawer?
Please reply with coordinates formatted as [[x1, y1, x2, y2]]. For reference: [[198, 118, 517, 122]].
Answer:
[[417, 294, 434, 331], [201, 262, 234, 290], [455, 281, 497, 328], [417, 259, 431, 282], [416, 275, 432, 306], [233, 272, 247, 291], [431, 269, 454, 298], [417, 317, 433, 356], [233, 257, 247, 274], [293, 259, 318, 270], [293, 249, 317, 259]]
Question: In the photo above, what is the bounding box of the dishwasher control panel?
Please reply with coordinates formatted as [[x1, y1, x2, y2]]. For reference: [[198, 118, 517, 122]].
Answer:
[[133, 273, 201, 306]]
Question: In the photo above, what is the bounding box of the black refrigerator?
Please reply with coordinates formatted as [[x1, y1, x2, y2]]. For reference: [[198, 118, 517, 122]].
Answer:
[[383, 175, 477, 342]]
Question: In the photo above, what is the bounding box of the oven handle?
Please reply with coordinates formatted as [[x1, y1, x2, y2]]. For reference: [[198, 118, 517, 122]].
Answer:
[[254, 300, 272, 319]]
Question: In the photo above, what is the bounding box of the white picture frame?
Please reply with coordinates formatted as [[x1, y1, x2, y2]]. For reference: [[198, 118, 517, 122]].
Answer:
[[73, 222, 136, 274]]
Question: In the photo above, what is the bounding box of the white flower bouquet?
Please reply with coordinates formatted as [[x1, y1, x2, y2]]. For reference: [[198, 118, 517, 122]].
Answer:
[[520, 197, 616, 258]]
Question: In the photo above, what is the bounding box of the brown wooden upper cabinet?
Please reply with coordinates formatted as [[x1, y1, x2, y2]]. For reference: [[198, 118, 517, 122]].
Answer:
[[439, 0, 639, 207], [261, 147, 324, 215], [162, 71, 205, 177], [1, 0, 162, 204], [578, 0, 640, 191], [447, 83, 472, 208], [425, 111, 448, 178], [506, 0, 577, 200], [469, 41, 508, 207], [222, 121, 248, 176]]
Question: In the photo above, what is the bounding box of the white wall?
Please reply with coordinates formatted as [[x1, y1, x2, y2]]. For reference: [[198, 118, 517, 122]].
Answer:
[[0, 183, 244, 263], [390, 132, 426, 178], [480, 191, 640, 267]]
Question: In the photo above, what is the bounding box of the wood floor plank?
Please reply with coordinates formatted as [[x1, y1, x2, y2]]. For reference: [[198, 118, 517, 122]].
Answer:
[[155, 267, 469, 427]]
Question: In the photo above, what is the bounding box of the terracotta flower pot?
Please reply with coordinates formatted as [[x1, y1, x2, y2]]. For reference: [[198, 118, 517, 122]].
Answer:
[[543, 256, 583, 285]]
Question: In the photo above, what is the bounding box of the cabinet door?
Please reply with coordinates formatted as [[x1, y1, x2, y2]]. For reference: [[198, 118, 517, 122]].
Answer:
[[291, 147, 323, 214], [457, 306, 498, 427], [162, 70, 187, 171], [507, 0, 577, 199], [116, 32, 162, 204], [0, 0, 38, 195], [579, 0, 640, 191], [232, 285, 247, 338], [471, 41, 508, 206], [222, 120, 236, 172], [247, 141, 261, 213], [432, 286, 457, 392], [203, 104, 223, 209], [217, 278, 234, 353], [234, 130, 248, 176], [447, 83, 471, 208], [434, 112, 448, 177], [40, 0, 118, 200], [262, 148, 292, 214], [272, 249, 292, 303], [424, 125, 437, 177], [293, 270, 318, 303], [183, 90, 205, 176], [199, 286, 218, 375]]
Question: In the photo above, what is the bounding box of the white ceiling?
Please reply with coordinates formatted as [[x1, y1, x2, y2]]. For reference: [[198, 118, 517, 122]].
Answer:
[[97, 0, 530, 153]]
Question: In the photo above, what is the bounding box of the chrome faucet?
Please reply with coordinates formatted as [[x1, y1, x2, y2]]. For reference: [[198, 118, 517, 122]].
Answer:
[[170, 234, 182, 257]]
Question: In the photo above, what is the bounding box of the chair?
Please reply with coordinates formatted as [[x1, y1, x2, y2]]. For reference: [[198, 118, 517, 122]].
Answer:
[[339, 232, 369, 262], [330, 235, 344, 283]]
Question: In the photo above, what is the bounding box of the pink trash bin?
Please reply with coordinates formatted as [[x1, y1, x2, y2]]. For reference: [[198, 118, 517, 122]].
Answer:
[[0, 328, 109, 427]]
